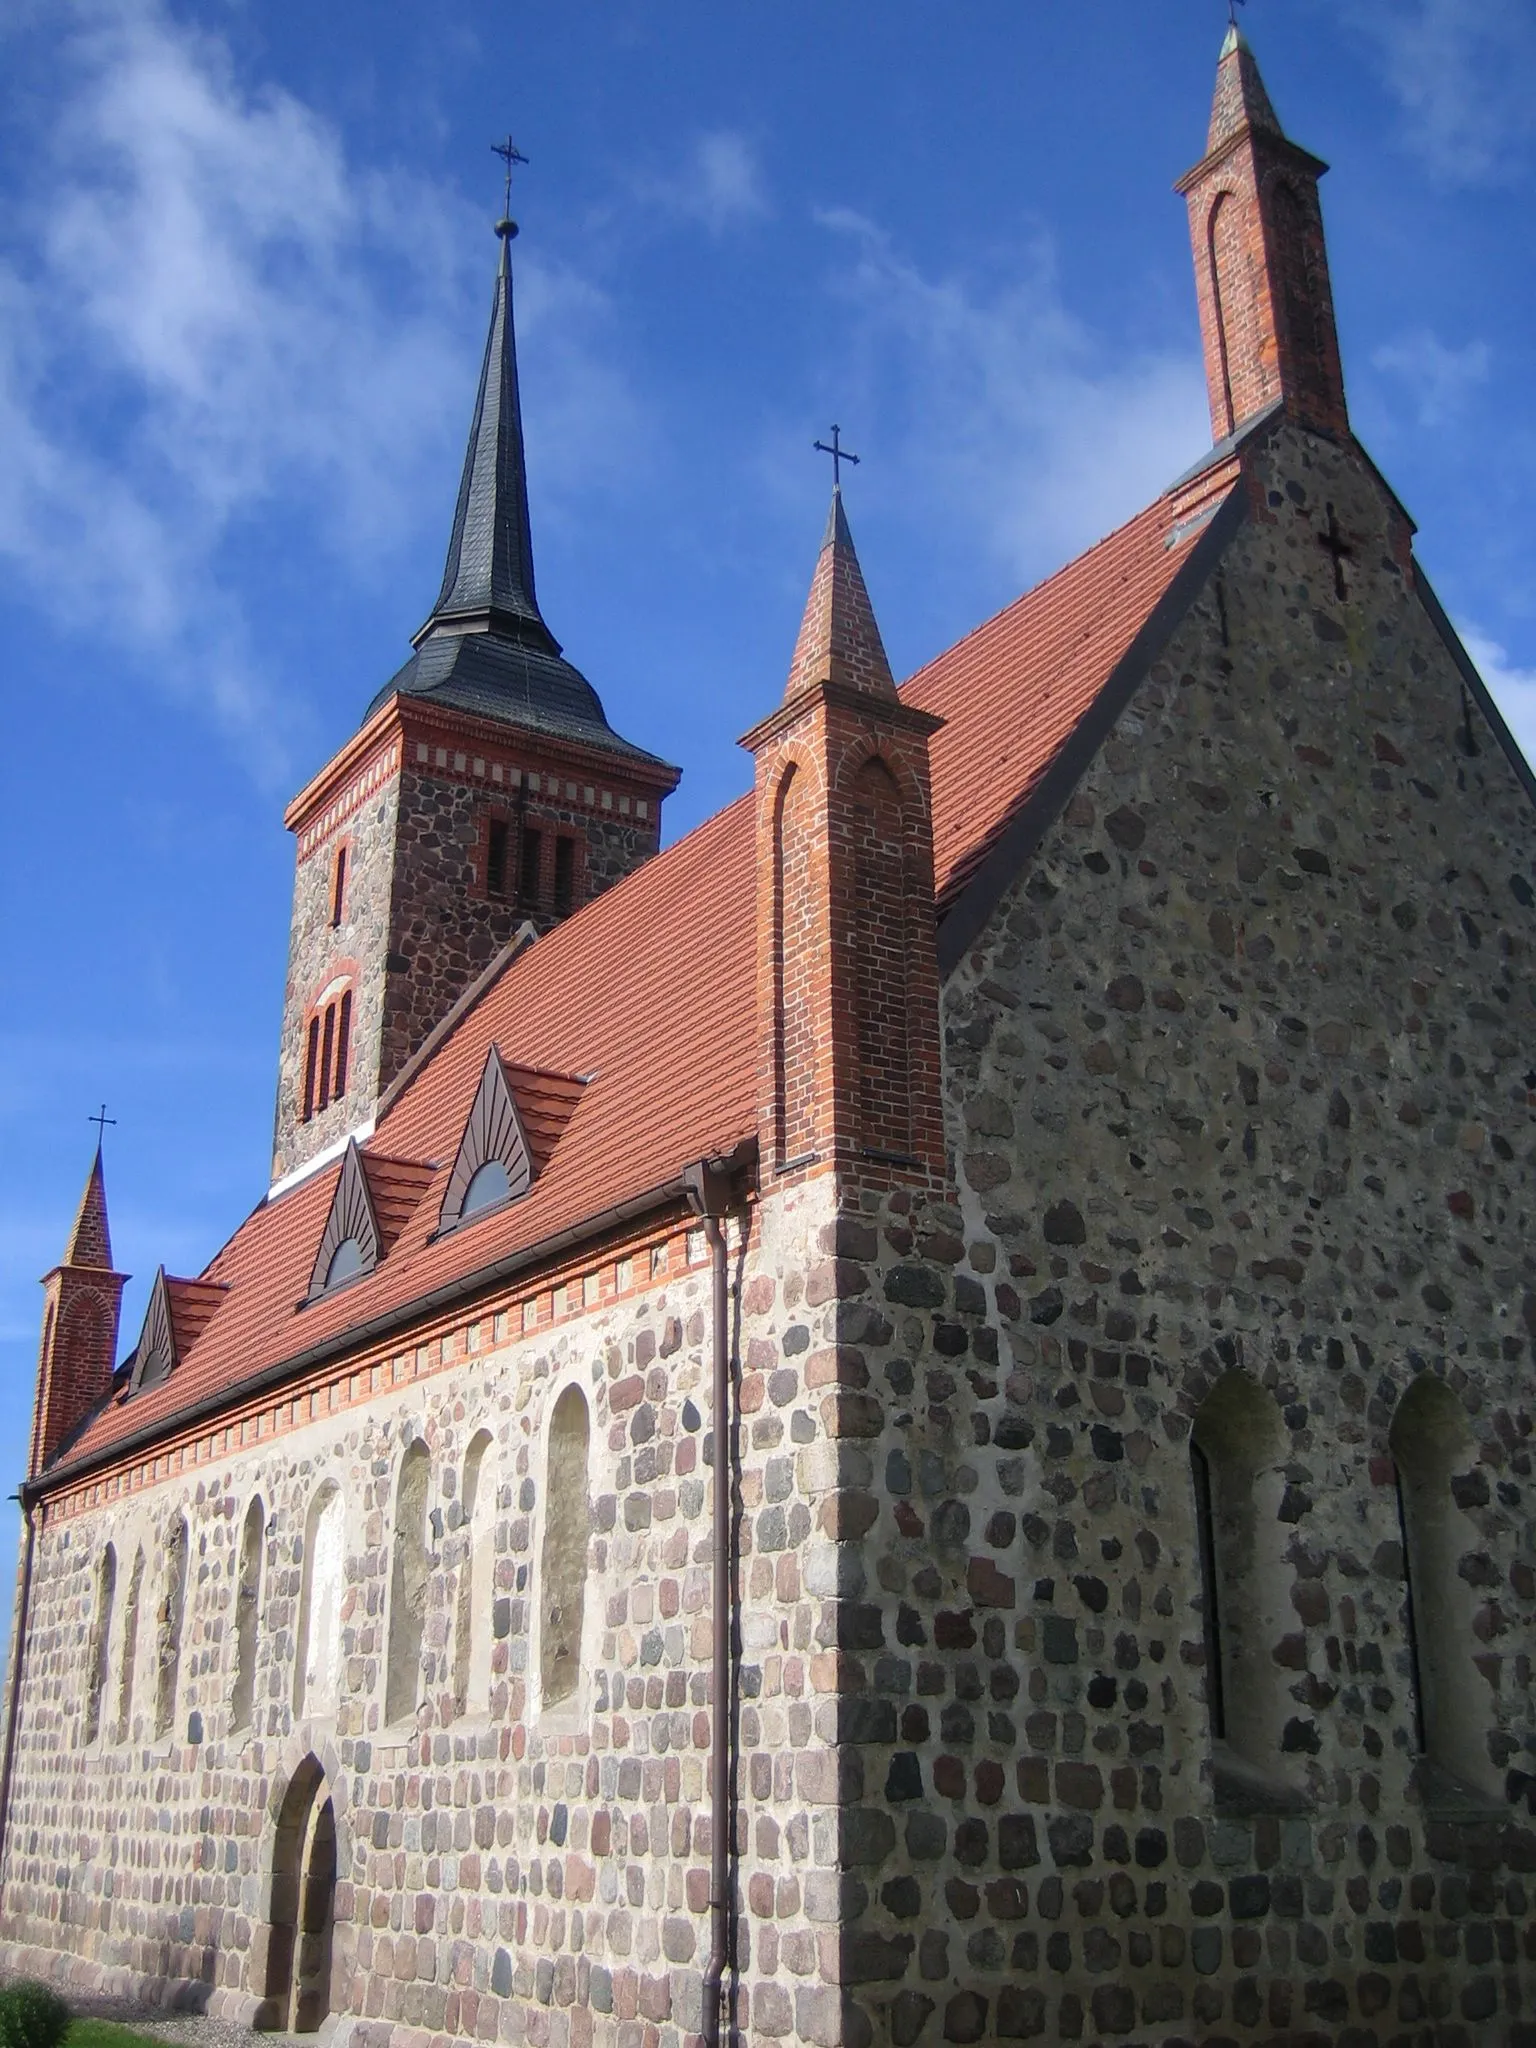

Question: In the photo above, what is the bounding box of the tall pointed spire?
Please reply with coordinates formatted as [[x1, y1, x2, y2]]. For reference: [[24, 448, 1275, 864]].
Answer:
[[1177, 27, 1349, 444], [415, 220, 552, 653], [785, 490, 897, 704], [63, 1146, 113, 1270]]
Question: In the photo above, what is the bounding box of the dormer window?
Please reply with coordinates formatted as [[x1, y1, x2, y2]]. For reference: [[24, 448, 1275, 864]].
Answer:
[[439, 1047, 534, 1233], [308, 1144, 380, 1300], [324, 1237, 367, 1289], [302, 986, 353, 1122], [462, 1159, 512, 1218]]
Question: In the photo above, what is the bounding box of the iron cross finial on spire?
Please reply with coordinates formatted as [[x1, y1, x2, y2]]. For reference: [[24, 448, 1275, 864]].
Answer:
[[88, 1103, 117, 1149], [492, 134, 529, 237], [813, 424, 861, 494], [1227, 0, 1247, 26]]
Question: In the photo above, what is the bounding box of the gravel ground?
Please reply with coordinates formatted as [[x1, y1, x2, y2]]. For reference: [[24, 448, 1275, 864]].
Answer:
[[0, 1986, 305, 2048]]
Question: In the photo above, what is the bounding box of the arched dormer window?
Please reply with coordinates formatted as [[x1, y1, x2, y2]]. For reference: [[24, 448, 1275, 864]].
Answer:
[[301, 981, 354, 1123], [307, 1143, 380, 1301], [438, 1047, 533, 1233]]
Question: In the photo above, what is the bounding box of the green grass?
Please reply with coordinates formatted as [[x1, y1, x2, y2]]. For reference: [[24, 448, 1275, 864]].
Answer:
[[68, 2021, 169, 2048]]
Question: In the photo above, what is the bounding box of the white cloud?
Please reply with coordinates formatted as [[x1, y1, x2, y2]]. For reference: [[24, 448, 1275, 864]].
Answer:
[[0, 0, 643, 778], [1460, 624, 1536, 769], [1372, 329, 1490, 425], [1343, 0, 1536, 184], [809, 209, 1209, 589], [643, 130, 769, 236]]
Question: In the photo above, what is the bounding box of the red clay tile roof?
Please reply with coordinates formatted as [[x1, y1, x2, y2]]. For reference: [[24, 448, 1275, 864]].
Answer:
[[51, 478, 1231, 1480]]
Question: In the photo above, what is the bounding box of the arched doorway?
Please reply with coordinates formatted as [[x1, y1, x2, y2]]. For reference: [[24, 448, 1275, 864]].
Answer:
[[260, 1756, 337, 2032]]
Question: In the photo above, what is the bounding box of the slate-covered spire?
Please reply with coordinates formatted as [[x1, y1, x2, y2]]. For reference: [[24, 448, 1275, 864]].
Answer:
[[1177, 25, 1349, 444], [64, 1146, 114, 1269], [784, 489, 897, 705], [415, 220, 552, 653]]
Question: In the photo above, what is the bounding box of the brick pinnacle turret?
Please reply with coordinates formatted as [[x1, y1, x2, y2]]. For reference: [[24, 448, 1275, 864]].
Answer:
[[1177, 25, 1350, 444]]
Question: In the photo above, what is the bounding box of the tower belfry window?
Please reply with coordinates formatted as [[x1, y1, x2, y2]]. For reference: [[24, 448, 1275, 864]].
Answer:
[[553, 836, 575, 916], [486, 818, 510, 899], [301, 988, 354, 1123], [520, 827, 542, 906]]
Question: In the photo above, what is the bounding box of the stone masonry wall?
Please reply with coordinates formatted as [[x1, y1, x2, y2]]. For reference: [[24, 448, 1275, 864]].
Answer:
[[0, 1186, 866, 2048], [378, 760, 659, 1102], [783, 420, 1536, 2046], [273, 762, 402, 1182]]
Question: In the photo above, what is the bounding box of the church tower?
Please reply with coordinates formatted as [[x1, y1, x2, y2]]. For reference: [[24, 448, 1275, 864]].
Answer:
[[1176, 23, 1349, 444], [742, 478, 946, 1194], [28, 1147, 127, 1477], [272, 196, 680, 1186]]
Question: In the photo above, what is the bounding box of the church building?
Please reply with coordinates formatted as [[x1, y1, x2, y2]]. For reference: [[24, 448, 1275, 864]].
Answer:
[[4, 29, 1535, 2048]]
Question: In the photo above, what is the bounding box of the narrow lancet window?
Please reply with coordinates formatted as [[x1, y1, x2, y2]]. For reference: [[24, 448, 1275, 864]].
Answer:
[[385, 1441, 431, 1725], [331, 844, 347, 927], [85, 1544, 116, 1743], [1390, 1377, 1493, 1794], [454, 1432, 495, 1716], [231, 1495, 264, 1733], [155, 1516, 189, 1737], [116, 1546, 145, 1742], [1188, 1373, 1288, 1778], [540, 1386, 590, 1711], [295, 1483, 345, 1719]]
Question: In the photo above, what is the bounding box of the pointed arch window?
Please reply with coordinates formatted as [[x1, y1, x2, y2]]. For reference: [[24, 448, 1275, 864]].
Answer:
[[155, 1516, 189, 1738], [84, 1544, 116, 1744], [438, 1047, 533, 1233], [454, 1431, 497, 1716], [116, 1546, 145, 1742], [294, 1483, 345, 1720], [385, 1441, 431, 1726], [231, 1495, 265, 1734], [301, 984, 354, 1123], [1188, 1373, 1293, 1789], [308, 1143, 380, 1300], [540, 1385, 590, 1712], [1390, 1378, 1495, 1797]]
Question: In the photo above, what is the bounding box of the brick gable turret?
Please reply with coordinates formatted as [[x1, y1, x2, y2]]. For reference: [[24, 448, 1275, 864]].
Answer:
[[28, 1148, 127, 1477], [1177, 24, 1349, 444], [743, 488, 947, 1195]]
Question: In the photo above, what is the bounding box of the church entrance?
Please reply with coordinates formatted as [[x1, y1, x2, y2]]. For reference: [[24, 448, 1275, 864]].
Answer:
[[260, 1757, 337, 2032]]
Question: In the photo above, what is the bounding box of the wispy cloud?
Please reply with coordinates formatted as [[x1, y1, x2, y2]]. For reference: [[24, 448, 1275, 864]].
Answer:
[[1372, 329, 1490, 425], [1461, 623, 1536, 768], [0, 1, 643, 778], [1343, 0, 1536, 184], [642, 130, 770, 236], [809, 209, 1208, 588]]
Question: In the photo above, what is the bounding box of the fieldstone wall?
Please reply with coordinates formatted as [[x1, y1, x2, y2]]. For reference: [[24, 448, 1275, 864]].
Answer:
[[273, 758, 402, 1182], [783, 419, 1536, 2046], [0, 1189, 863, 2048], [376, 761, 658, 1101]]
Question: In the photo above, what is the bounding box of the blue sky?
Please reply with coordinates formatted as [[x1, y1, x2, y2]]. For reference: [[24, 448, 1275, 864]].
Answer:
[[1, 0, 1534, 1596]]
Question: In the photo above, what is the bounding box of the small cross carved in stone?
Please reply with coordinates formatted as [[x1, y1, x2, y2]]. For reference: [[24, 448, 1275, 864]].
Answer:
[[1317, 502, 1353, 600]]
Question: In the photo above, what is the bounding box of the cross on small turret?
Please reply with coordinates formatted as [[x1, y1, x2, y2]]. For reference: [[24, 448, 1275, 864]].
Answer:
[[813, 424, 860, 493], [492, 134, 529, 223], [88, 1103, 116, 1147], [1317, 503, 1354, 599]]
